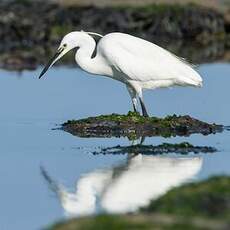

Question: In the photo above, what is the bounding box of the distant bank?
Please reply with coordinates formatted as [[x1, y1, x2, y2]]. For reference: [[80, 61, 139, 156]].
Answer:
[[1, 0, 230, 70], [30, 0, 230, 11]]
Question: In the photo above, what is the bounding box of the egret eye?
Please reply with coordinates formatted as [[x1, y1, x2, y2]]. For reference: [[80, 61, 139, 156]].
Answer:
[[63, 44, 67, 48]]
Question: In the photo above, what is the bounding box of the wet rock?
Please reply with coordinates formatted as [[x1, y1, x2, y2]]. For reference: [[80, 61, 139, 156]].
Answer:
[[62, 112, 223, 139]]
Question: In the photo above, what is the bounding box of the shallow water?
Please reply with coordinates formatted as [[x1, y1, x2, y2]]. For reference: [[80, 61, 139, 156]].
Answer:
[[0, 63, 229, 229]]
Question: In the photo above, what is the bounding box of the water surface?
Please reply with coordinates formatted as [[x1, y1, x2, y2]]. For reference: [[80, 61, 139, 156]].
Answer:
[[0, 63, 229, 229]]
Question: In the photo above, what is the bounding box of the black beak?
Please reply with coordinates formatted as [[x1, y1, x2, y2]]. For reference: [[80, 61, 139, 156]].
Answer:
[[39, 48, 64, 79]]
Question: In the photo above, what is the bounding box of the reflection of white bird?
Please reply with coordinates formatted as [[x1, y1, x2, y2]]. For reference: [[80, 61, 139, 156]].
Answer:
[[39, 31, 203, 117], [41, 155, 202, 217]]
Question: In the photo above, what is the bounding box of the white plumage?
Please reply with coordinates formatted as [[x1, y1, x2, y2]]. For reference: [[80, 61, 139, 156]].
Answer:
[[39, 31, 203, 116]]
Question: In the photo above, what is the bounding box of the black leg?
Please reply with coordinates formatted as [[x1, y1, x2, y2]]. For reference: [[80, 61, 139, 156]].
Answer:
[[127, 85, 138, 113], [133, 103, 137, 112], [139, 97, 149, 117], [140, 136, 146, 145]]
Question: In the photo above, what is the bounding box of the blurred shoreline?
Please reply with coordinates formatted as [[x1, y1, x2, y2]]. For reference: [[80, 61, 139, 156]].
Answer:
[[1, 0, 230, 71], [34, 0, 230, 11]]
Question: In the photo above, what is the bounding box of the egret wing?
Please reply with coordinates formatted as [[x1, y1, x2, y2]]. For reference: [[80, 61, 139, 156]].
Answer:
[[99, 33, 201, 85]]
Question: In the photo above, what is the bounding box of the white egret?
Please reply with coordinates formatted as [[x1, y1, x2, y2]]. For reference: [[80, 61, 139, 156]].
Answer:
[[39, 31, 203, 117]]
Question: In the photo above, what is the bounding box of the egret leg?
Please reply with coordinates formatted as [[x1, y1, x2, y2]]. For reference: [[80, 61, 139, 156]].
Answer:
[[126, 85, 138, 113], [139, 94, 149, 117], [140, 136, 146, 145]]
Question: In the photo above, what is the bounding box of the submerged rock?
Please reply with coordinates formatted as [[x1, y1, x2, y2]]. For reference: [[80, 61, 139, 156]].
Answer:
[[63, 112, 223, 139]]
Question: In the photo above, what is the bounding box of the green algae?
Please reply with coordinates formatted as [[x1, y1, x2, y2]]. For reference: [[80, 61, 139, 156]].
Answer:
[[142, 176, 230, 219], [65, 111, 150, 125], [49, 215, 228, 230], [48, 214, 203, 230], [64, 112, 195, 126]]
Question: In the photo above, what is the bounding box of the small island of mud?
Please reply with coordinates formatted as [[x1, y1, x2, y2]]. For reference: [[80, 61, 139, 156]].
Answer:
[[63, 112, 223, 139]]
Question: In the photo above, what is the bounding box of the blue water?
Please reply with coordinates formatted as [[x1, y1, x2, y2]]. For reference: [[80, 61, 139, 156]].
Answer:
[[0, 63, 229, 229]]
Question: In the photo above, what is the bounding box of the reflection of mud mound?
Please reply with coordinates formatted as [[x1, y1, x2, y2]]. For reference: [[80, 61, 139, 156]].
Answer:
[[1, 40, 230, 71], [92, 142, 216, 155], [63, 112, 223, 139]]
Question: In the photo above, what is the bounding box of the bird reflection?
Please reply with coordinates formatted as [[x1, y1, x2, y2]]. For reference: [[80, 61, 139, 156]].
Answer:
[[41, 150, 202, 217]]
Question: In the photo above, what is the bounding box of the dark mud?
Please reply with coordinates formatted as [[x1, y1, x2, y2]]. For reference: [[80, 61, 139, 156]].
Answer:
[[2, 1, 230, 70], [63, 112, 223, 139], [92, 142, 217, 155]]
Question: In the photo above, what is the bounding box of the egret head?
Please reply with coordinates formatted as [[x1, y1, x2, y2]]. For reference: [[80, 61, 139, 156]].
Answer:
[[39, 31, 103, 79], [38, 32, 81, 79]]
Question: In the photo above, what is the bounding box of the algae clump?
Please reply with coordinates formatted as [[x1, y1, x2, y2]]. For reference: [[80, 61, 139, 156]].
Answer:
[[142, 176, 230, 219]]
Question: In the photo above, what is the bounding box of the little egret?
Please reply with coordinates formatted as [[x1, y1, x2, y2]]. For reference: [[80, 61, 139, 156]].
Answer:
[[39, 31, 203, 116]]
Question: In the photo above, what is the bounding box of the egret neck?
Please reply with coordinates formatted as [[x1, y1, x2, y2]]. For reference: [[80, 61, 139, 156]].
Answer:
[[75, 36, 112, 76]]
